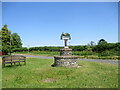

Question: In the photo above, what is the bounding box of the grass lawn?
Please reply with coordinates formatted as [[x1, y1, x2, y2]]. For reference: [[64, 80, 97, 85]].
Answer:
[[2, 58, 118, 88]]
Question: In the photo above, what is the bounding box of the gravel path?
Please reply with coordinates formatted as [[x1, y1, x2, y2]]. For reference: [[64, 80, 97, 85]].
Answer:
[[79, 59, 119, 65], [15, 54, 119, 65]]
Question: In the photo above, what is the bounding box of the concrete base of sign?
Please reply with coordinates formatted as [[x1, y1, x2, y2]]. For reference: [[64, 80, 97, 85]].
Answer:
[[64, 46, 69, 48], [60, 48, 72, 56], [52, 56, 79, 68]]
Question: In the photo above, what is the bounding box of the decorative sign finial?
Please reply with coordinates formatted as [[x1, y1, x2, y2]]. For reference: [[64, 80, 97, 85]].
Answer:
[[60, 32, 71, 48]]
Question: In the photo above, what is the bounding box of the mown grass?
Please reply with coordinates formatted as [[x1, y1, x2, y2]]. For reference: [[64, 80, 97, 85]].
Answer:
[[2, 58, 118, 88]]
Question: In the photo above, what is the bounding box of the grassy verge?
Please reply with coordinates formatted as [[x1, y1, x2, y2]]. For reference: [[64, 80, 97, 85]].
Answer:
[[2, 58, 118, 88], [13, 51, 119, 60], [13, 51, 59, 56], [77, 56, 119, 60]]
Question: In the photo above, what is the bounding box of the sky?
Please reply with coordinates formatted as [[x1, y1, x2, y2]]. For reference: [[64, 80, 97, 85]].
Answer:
[[2, 2, 118, 47]]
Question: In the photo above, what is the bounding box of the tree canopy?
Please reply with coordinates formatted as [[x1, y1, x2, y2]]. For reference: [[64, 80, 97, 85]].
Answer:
[[0, 25, 22, 55], [98, 39, 107, 45], [11, 33, 22, 49], [0, 25, 11, 54]]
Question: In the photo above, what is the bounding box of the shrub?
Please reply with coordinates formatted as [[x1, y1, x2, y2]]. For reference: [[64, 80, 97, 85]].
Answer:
[[12, 47, 28, 52]]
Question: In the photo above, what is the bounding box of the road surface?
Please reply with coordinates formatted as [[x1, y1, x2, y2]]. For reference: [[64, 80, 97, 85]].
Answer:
[[14, 54, 119, 65]]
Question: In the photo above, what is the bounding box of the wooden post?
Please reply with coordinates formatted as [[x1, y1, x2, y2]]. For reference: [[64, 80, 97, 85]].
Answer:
[[64, 39, 68, 47]]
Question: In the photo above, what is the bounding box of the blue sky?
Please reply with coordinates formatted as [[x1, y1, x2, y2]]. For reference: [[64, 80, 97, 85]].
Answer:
[[2, 2, 118, 47]]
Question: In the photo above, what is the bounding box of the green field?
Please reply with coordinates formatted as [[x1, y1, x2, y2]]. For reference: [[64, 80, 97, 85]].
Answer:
[[2, 58, 118, 88]]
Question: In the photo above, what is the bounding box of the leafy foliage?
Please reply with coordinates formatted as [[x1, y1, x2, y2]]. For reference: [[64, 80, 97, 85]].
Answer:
[[12, 47, 28, 52], [12, 38, 119, 59], [0, 25, 22, 55], [0, 25, 11, 54], [12, 42, 119, 58], [98, 39, 107, 45], [11, 33, 22, 49]]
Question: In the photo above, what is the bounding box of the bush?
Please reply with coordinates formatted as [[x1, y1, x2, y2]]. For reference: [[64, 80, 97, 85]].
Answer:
[[12, 47, 28, 52], [73, 51, 94, 56]]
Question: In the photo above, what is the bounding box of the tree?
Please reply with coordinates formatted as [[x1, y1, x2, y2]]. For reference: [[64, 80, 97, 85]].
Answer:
[[98, 39, 107, 45], [11, 33, 22, 49], [95, 41, 108, 52], [88, 41, 96, 46], [0, 25, 11, 54], [0, 25, 22, 55]]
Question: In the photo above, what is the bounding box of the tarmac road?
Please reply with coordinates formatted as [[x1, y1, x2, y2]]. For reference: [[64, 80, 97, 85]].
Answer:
[[14, 54, 119, 65]]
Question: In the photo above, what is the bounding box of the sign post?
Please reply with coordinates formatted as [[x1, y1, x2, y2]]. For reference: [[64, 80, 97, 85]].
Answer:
[[60, 32, 71, 48]]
